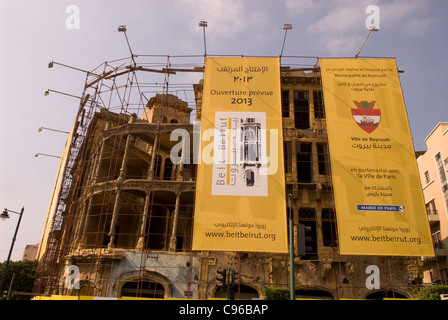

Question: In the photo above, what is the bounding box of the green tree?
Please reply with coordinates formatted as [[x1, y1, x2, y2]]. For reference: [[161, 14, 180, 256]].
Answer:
[[0, 260, 38, 300], [262, 286, 290, 300], [414, 285, 448, 300]]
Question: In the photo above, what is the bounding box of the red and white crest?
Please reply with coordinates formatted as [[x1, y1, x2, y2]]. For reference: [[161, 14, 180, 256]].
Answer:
[[351, 101, 380, 134]]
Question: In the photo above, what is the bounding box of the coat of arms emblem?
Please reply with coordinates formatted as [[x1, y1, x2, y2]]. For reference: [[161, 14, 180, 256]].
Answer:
[[351, 101, 380, 134]]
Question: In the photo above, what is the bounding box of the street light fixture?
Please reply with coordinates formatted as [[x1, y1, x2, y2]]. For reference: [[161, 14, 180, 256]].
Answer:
[[355, 26, 378, 58], [199, 21, 208, 56], [0, 209, 10, 221], [38, 127, 70, 134], [44, 89, 82, 99], [280, 24, 292, 57], [0, 207, 25, 296], [35, 153, 61, 159], [117, 25, 136, 66], [47, 60, 95, 76]]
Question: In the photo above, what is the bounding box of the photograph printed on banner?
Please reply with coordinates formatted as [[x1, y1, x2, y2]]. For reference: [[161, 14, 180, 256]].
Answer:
[[212, 111, 268, 196]]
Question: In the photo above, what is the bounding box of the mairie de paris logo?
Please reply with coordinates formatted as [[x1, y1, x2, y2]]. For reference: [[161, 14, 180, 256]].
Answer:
[[351, 101, 380, 134]]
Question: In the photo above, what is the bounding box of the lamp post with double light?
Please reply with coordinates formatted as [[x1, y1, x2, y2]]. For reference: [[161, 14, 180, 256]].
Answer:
[[0, 207, 24, 297]]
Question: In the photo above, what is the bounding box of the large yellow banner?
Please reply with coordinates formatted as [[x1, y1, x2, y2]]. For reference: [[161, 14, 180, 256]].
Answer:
[[192, 57, 288, 253], [320, 58, 434, 256]]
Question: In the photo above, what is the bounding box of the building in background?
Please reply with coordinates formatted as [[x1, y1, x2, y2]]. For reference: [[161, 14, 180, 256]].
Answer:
[[33, 56, 427, 299], [22, 244, 38, 261], [417, 122, 448, 284]]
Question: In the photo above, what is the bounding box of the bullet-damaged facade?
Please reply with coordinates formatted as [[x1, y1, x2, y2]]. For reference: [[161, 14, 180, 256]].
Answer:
[[34, 60, 425, 299]]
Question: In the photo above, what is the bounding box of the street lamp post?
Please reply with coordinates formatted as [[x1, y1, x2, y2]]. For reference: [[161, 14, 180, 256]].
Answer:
[[38, 127, 69, 135], [35, 153, 61, 159], [355, 26, 378, 58], [118, 25, 136, 66], [280, 24, 292, 57], [288, 194, 295, 300], [199, 21, 208, 57], [0, 207, 25, 296]]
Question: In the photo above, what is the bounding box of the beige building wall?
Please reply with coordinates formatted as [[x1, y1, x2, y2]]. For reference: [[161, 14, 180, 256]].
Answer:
[[36, 123, 75, 261], [22, 244, 39, 261], [417, 122, 448, 284]]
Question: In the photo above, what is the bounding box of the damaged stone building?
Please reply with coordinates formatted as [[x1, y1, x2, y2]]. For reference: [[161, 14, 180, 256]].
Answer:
[[34, 57, 424, 299]]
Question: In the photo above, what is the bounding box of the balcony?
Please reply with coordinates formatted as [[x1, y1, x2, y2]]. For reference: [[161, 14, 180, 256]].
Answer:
[[422, 242, 447, 261], [434, 248, 447, 257], [427, 210, 439, 224], [434, 242, 447, 257]]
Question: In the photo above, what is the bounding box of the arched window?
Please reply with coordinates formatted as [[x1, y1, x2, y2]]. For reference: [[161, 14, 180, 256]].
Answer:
[[214, 284, 260, 300], [121, 280, 165, 299], [235, 285, 260, 300], [295, 289, 334, 300], [365, 290, 407, 300]]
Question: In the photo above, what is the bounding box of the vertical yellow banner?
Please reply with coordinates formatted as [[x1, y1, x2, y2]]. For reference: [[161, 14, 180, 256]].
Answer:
[[192, 57, 288, 253], [320, 58, 434, 256]]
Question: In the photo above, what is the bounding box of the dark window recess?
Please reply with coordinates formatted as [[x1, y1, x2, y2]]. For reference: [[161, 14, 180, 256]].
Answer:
[[317, 143, 329, 175], [163, 158, 173, 180], [425, 199, 437, 215], [296, 142, 312, 182], [313, 90, 325, 119], [284, 141, 292, 174], [293, 90, 310, 129], [282, 90, 290, 118], [424, 171, 430, 184], [102, 224, 111, 247], [322, 209, 338, 247], [432, 232, 443, 249], [121, 280, 165, 299], [154, 155, 162, 180], [145, 205, 170, 250]]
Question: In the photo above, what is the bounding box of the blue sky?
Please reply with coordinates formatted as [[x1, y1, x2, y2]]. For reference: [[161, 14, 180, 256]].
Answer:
[[0, 0, 447, 261]]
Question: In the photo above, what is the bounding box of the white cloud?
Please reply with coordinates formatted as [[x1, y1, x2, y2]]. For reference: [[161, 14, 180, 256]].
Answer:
[[304, 1, 367, 55], [284, 0, 326, 17], [306, 3, 363, 35], [403, 17, 434, 36], [380, 0, 434, 35], [299, 0, 435, 55], [177, 0, 247, 38], [170, 0, 278, 55]]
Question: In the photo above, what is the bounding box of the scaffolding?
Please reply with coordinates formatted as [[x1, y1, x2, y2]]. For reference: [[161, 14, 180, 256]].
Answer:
[[33, 48, 423, 299], [34, 53, 205, 296]]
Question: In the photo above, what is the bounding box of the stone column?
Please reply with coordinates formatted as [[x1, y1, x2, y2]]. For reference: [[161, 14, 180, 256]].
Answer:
[[118, 134, 132, 181], [94, 139, 106, 183], [147, 134, 160, 180], [136, 190, 151, 249], [168, 192, 181, 251], [74, 198, 90, 242], [78, 197, 93, 248], [93, 122, 110, 183], [108, 189, 122, 248], [176, 131, 189, 181]]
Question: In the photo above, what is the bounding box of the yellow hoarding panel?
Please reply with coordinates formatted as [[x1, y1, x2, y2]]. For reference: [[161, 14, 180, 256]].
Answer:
[[192, 57, 288, 253], [320, 58, 434, 256]]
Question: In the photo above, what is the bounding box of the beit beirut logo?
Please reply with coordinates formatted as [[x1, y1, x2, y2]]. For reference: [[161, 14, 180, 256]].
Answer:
[[351, 101, 380, 134]]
